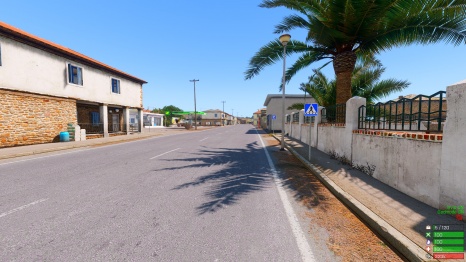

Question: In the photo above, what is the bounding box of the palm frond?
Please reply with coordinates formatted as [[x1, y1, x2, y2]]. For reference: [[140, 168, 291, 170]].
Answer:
[[274, 15, 310, 34], [244, 39, 309, 80]]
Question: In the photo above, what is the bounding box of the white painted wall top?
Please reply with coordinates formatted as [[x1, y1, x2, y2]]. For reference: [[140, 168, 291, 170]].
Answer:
[[0, 21, 146, 108]]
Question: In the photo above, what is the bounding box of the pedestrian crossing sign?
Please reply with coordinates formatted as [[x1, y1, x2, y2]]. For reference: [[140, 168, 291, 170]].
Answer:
[[304, 103, 318, 116]]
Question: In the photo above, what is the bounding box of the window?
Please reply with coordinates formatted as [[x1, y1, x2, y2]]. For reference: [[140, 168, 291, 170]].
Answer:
[[0, 42, 2, 66], [214, 114, 218, 117], [111, 78, 120, 94], [68, 63, 83, 85], [91, 112, 100, 126]]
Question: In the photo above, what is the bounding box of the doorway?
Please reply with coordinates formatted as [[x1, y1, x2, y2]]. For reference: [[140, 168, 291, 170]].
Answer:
[[112, 114, 119, 132]]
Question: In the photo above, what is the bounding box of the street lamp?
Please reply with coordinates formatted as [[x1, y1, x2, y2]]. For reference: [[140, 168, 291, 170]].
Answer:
[[189, 79, 199, 130], [279, 33, 290, 151]]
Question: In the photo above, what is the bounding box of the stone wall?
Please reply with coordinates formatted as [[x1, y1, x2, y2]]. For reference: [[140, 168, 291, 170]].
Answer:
[[77, 104, 99, 124], [0, 89, 77, 148]]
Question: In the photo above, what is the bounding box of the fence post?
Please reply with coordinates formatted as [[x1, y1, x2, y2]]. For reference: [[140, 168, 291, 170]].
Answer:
[[290, 112, 294, 137], [345, 97, 366, 162], [299, 109, 304, 140], [284, 114, 289, 135], [439, 81, 466, 214]]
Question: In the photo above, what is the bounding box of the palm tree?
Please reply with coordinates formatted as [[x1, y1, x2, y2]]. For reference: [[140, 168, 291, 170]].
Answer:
[[299, 58, 409, 107], [245, 0, 466, 104]]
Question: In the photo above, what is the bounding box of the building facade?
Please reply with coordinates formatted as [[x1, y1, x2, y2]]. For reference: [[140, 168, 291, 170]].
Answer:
[[200, 109, 225, 126], [263, 94, 315, 131], [0, 21, 146, 147]]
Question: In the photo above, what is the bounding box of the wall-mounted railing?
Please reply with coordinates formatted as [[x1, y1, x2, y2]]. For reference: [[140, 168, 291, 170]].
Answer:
[[78, 123, 103, 134], [292, 112, 299, 123], [358, 91, 447, 132], [321, 104, 346, 123]]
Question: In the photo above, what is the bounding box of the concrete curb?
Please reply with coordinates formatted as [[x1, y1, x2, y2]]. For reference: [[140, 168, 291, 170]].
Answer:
[[0, 127, 214, 161], [271, 135, 434, 262], [0, 134, 163, 161]]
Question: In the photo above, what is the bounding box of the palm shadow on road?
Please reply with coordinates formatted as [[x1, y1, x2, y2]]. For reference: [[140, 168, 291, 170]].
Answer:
[[154, 141, 273, 215]]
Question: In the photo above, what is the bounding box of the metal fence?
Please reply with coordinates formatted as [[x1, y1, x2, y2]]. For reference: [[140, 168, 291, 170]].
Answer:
[[108, 123, 128, 133], [321, 104, 346, 123], [292, 112, 299, 123], [78, 123, 131, 134], [358, 91, 447, 132], [304, 116, 315, 124], [78, 123, 103, 134]]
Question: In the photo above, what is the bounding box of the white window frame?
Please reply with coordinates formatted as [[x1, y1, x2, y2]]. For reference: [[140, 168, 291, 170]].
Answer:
[[111, 78, 121, 94], [66, 62, 84, 86]]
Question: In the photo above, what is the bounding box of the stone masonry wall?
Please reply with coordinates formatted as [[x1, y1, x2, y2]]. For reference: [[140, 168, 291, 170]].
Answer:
[[0, 89, 77, 148]]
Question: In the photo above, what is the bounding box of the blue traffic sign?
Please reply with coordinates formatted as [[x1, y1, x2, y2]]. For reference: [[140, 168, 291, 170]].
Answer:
[[304, 103, 318, 116], [271, 115, 277, 120]]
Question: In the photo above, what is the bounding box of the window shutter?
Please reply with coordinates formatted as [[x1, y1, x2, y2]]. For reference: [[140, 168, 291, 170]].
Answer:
[[91, 112, 100, 126], [68, 64, 73, 83], [77, 67, 83, 85]]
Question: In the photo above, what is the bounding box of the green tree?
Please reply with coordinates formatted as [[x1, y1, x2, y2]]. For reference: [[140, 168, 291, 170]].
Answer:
[[152, 105, 183, 127], [245, 0, 466, 104], [299, 58, 409, 107], [287, 102, 305, 110]]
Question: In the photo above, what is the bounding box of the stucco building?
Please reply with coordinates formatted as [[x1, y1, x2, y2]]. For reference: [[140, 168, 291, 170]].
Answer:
[[263, 94, 315, 131], [0, 21, 146, 147], [199, 109, 225, 126]]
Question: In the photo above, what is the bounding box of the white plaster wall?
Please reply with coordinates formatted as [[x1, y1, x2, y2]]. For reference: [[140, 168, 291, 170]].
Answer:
[[352, 135, 441, 208], [317, 126, 348, 158], [289, 123, 300, 139], [285, 123, 314, 147], [439, 82, 466, 210], [0, 36, 142, 108]]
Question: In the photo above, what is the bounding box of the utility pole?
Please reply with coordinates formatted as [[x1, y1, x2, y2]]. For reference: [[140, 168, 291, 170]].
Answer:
[[189, 79, 199, 130], [221, 101, 226, 126]]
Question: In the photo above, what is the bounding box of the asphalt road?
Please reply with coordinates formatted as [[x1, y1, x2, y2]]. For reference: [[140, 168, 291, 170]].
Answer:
[[0, 125, 318, 261]]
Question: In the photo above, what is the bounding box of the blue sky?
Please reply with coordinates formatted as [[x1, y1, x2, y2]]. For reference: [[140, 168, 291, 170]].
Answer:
[[3, 1, 466, 117]]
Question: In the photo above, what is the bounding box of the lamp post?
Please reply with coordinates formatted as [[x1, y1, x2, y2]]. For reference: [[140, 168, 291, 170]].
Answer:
[[221, 101, 226, 126], [279, 34, 291, 151], [189, 79, 199, 130]]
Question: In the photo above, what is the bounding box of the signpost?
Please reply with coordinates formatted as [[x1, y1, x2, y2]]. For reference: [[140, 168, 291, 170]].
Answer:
[[271, 114, 276, 134], [304, 103, 318, 161]]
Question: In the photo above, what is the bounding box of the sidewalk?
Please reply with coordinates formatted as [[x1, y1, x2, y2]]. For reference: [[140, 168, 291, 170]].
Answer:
[[0, 127, 208, 160], [276, 135, 464, 262]]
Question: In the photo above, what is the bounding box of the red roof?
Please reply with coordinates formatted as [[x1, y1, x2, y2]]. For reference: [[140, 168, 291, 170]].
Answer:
[[0, 21, 147, 84]]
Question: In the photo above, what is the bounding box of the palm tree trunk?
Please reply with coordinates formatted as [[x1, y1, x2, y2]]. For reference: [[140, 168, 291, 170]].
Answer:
[[333, 51, 357, 104]]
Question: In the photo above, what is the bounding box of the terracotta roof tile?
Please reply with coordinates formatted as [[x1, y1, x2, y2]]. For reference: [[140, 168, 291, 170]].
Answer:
[[0, 21, 147, 84]]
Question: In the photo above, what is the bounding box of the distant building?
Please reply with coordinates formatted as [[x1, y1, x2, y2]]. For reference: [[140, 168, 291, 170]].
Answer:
[[252, 109, 265, 128], [263, 94, 315, 131], [200, 109, 225, 126], [143, 110, 164, 128]]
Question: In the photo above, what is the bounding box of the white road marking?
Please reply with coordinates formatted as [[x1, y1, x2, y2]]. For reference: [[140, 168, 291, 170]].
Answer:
[[199, 137, 209, 142], [256, 130, 316, 262], [150, 148, 181, 159], [0, 198, 48, 218]]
